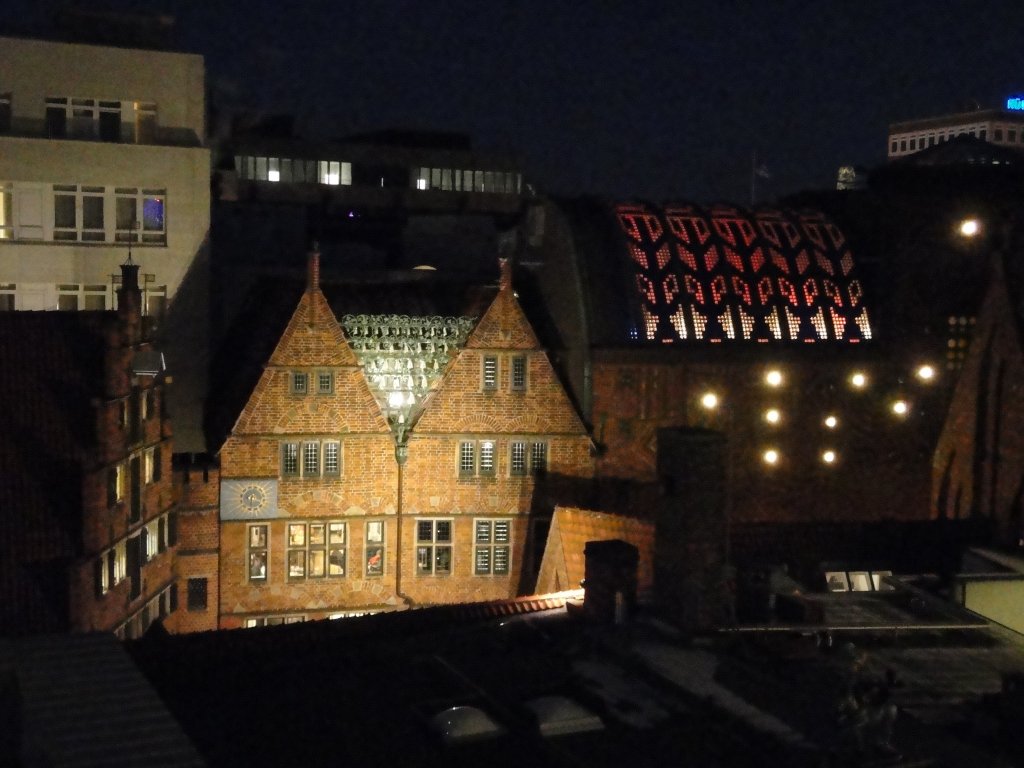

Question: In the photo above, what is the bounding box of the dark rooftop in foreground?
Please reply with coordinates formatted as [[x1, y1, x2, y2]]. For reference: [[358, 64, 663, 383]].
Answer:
[[125, 580, 1024, 768]]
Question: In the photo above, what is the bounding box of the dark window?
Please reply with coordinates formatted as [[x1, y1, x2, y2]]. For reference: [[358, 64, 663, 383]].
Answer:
[[511, 355, 527, 391], [168, 511, 178, 546], [186, 578, 208, 610]]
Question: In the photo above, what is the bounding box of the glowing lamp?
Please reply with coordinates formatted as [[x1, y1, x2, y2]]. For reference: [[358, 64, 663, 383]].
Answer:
[[822, 450, 836, 464], [850, 372, 867, 389], [387, 391, 405, 409], [958, 218, 980, 238], [762, 449, 779, 465], [891, 399, 909, 416], [701, 392, 719, 410], [824, 415, 838, 429], [915, 364, 935, 382], [765, 369, 783, 387], [764, 408, 781, 424], [268, 170, 280, 182]]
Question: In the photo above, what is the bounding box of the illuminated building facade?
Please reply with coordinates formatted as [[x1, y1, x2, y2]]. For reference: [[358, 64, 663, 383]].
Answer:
[[887, 104, 1024, 159], [0, 19, 212, 451], [528, 199, 944, 525], [178, 255, 593, 629], [0, 261, 178, 638]]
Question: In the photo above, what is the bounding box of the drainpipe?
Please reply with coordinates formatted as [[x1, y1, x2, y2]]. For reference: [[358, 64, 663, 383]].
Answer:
[[394, 427, 415, 608]]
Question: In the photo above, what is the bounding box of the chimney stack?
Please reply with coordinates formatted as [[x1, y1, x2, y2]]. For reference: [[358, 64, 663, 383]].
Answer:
[[307, 243, 321, 293], [498, 256, 512, 292]]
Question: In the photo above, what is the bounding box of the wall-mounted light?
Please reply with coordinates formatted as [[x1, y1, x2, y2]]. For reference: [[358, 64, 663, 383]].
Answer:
[[824, 415, 838, 429], [850, 371, 867, 389], [821, 449, 836, 464], [765, 369, 783, 387], [958, 218, 980, 238], [762, 449, 779, 465], [764, 408, 781, 424], [891, 399, 909, 416], [701, 391, 719, 410], [915, 364, 935, 382]]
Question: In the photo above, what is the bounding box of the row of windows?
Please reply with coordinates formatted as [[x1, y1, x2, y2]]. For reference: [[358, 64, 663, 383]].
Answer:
[[0, 182, 166, 244], [44, 96, 157, 144], [414, 167, 522, 194], [281, 440, 342, 478], [113, 582, 176, 640], [0, 281, 167, 314], [459, 439, 547, 477], [889, 124, 1024, 154], [482, 354, 528, 392], [96, 510, 176, 596], [290, 370, 334, 395], [247, 518, 511, 581], [107, 444, 163, 507], [248, 519, 385, 581], [235, 155, 353, 186]]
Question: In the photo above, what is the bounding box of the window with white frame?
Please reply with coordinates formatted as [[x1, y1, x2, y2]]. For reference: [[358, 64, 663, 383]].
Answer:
[[510, 355, 527, 391], [474, 519, 511, 575], [53, 185, 105, 242], [249, 524, 268, 581], [530, 442, 548, 475], [281, 442, 299, 477], [416, 519, 452, 575], [510, 440, 549, 477], [57, 283, 108, 311], [244, 615, 305, 628], [482, 355, 498, 391], [458, 439, 497, 477], [115, 187, 166, 244], [323, 441, 341, 476]]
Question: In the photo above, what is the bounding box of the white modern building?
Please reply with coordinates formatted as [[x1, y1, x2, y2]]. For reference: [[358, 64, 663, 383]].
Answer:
[[0, 30, 212, 450], [888, 102, 1024, 160]]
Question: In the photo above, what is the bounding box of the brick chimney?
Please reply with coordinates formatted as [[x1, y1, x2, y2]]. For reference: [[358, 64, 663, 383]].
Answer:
[[117, 259, 142, 343], [307, 242, 320, 293], [498, 256, 512, 292]]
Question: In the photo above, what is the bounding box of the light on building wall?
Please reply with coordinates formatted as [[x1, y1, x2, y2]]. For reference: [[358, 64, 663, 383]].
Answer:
[[850, 372, 867, 389], [764, 408, 781, 424], [762, 449, 779, 465], [915, 364, 935, 382], [388, 391, 405, 409], [701, 392, 719, 410], [765, 369, 783, 387], [891, 399, 909, 416], [822, 449, 836, 464], [824, 415, 838, 429], [268, 170, 280, 182]]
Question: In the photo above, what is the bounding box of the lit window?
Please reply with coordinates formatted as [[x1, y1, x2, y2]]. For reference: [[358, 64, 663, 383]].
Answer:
[[268, 158, 280, 182], [474, 519, 511, 575], [416, 519, 452, 575], [186, 578, 208, 611], [287, 523, 307, 578], [365, 521, 384, 576], [482, 355, 498, 391], [249, 525, 268, 581], [765, 369, 783, 387]]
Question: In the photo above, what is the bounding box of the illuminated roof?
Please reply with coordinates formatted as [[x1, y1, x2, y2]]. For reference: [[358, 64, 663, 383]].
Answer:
[[613, 202, 872, 344]]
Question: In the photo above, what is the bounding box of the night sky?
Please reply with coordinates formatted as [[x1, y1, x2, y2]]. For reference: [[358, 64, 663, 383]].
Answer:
[[11, 0, 1024, 202]]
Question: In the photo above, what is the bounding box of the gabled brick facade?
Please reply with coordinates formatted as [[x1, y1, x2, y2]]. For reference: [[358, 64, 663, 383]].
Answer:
[[200, 256, 594, 628]]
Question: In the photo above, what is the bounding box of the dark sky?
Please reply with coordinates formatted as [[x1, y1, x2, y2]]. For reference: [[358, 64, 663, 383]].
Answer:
[[13, 0, 1024, 202]]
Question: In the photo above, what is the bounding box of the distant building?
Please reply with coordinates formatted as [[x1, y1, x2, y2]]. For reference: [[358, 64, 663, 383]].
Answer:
[[887, 102, 1024, 160], [0, 20, 212, 451], [0, 261, 178, 638]]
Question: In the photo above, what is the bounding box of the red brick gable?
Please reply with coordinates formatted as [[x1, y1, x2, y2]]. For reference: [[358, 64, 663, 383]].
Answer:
[[413, 287, 588, 435], [232, 288, 389, 436]]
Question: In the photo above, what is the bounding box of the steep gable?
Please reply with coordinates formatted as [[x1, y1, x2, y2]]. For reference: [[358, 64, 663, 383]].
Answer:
[[415, 266, 588, 436], [231, 285, 389, 436]]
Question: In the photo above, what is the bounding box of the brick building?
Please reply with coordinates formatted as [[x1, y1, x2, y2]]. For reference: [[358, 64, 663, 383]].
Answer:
[[182, 254, 594, 628], [0, 260, 177, 637]]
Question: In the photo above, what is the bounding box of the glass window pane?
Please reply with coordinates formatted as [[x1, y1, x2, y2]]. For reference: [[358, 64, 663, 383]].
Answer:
[[142, 195, 164, 231], [309, 549, 325, 577], [436, 520, 451, 542], [309, 524, 326, 545], [328, 548, 346, 576], [83, 195, 103, 229], [54, 194, 76, 228], [328, 522, 345, 544], [116, 197, 136, 229], [288, 523, 306, 547]]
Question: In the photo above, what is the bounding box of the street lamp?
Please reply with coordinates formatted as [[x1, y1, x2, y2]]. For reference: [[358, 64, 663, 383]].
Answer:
[[958, 218, 981, 238]]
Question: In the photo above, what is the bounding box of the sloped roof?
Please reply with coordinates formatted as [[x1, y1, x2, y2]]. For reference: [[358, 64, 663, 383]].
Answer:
[[548, 200, 873, 348], [206, 272, 496, 451], [0, 311, 110, 634]]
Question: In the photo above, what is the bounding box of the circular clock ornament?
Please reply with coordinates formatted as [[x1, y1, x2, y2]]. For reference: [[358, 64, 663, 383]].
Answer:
[[239, 484, 267, 513]]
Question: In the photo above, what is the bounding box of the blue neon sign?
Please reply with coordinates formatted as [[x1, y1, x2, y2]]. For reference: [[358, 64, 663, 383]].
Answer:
[[1007, 96, 1024, 111]]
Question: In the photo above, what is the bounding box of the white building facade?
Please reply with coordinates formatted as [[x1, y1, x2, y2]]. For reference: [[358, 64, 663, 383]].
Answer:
[[888, 106, 1024, 160]]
